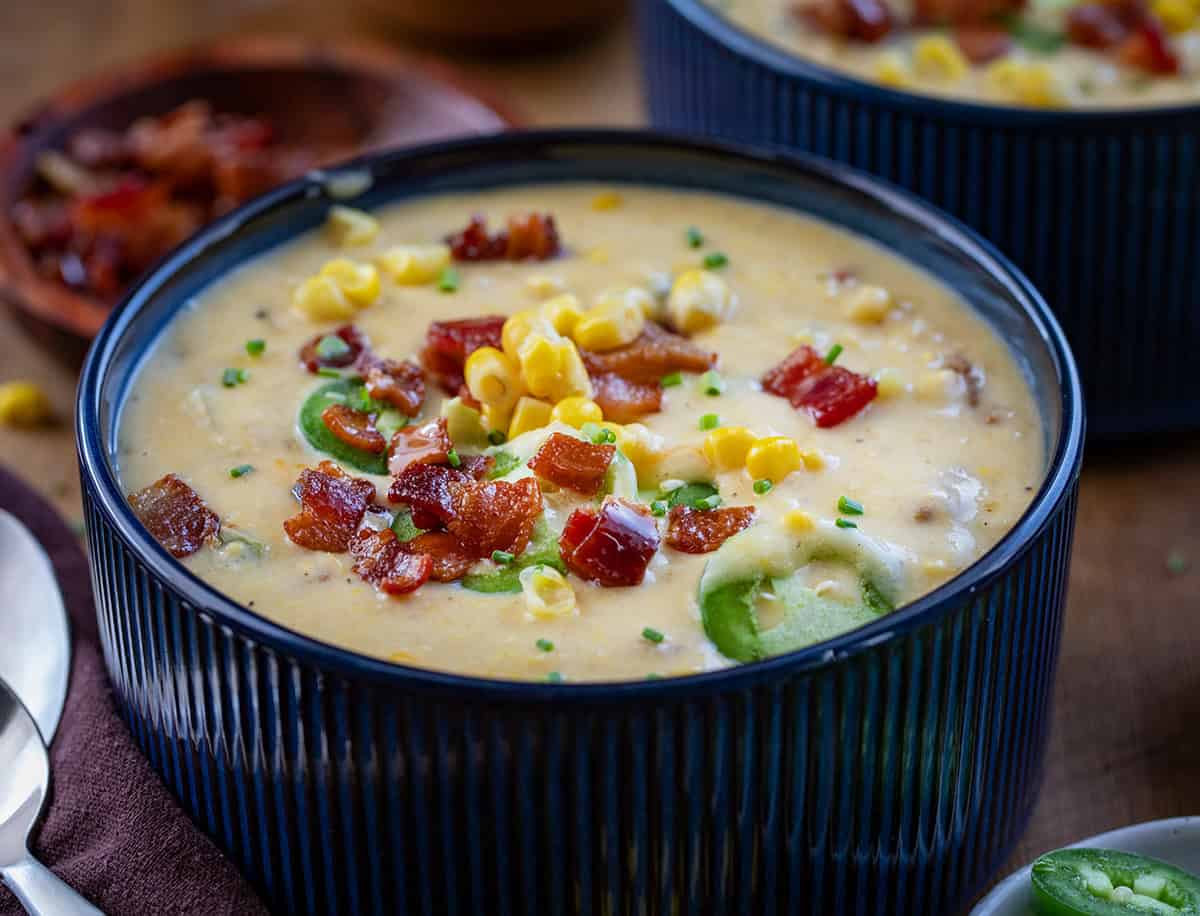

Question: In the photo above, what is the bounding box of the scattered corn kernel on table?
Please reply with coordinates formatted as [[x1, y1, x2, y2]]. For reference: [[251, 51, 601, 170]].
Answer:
[[1, 0, 1198, 909]]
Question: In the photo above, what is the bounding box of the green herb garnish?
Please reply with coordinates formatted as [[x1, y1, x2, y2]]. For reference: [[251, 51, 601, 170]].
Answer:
[[835, 518, 858, 529], [462, 519, 565, 593], [447, 448, 462, 468], [703, 252, 729, 270], [837, 496, 864, 516], [245, 339, 266, 357], [536, 638, 555, 652], [315, 334, 351, 361], [316, 367, 343, 378], [824, 344, 843, 365], [650, 499, 669, 517], [666, 481, 719, 510], [1004, 15, 1065, 53], [546, 671, 564, 683], [229, 464, 254, 479], [390, 509, 425, 543], [642, 627, 665, 644], [222, 367, 248, 388], [699, 413, 720, 431], [298, 379, 389, 474], [488, 429, 507, 446], [700, 370, 725, 396], [753, 479, 773, 495], [487, 449, 523, 480], [438, 266, 460, 293], [686, 226, 704, 249], [695, 494, 722, 511], [492, 549, 515, 565], [661, 371, 683, 387]]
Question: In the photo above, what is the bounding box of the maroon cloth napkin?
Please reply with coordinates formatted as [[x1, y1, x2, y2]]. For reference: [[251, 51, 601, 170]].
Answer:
[[0, 466, 268, 916]]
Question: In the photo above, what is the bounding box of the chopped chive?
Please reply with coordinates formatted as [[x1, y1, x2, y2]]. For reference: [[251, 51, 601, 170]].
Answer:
[[699, 413, 720, 431], [245, 338, 266, 357], [546, 671, 564, 683], [438, 266, 460, 293], [596, 428, 617, 445], [646, 673, 663, 680], [650, 499, 669, 517], [699, 370, 725, 396], [446, 448, 462, 468], [686, 226, 704, 249], [695, 494, 722, 511], [221, 367, 248, 387], [838, 496, 865, 516], [316, 366, 343, 378], [492, 549, 515, 565], [824, 343, 844, 365], [1167, 549, 1189, 576], [661, 371, 683, 388], [487, 429, 507, 446], [642, 626, 665, 644], [536, 638, 555, 652], [315, 334, 351, 361], [229, 464, 255, 479], [753, 478, 773, 495], [835, 518, 858, 529], [702, 251, 729, 270]]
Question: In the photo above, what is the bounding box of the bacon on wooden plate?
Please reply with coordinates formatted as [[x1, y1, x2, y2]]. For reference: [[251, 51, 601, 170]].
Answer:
[[350, 528, 432, 595], [762, 344, 878, 428], [388, 418, 452, 476], [420, 315, 506, 395], [446, 213, 561, 262], [447, 477, 543, 558], [527, 432, 616, 496], [128, 473, 220, 558], [666, 505, 756, 555], [299, 324, 369, 373], [283, 461, 376, 552], [559, 497, 660, 587], [322, 404, 387, 454], [357, 353, 426, 416]]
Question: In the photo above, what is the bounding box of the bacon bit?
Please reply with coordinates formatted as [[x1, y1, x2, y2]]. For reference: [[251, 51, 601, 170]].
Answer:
[[388, 462, 471, 528], [560, 497, 661, 587], [1066, 2, 1130, 47], [387, 418, 452, 476], [446, 477, 543, 558], [528, 432, 616, 496], [420, 315, 506, 394], [406, 531, 477, 582], [1118, 18, 1179, 73], [794, 0, 894, 41], [283, 461, 376, 552], [582, 321, 717, 384], [458, 453, 496, 480], [322, 404, 387, 454], [356, 353, 425, 416], [762, 344, 878, 428], [954, 25, 1013, 63], [350, 528, 433, 595], [128, 473, 220, 558], [589, 372, 664, 424], [666, 505, 757, 554], [912, 0, 1024, 25], [299, 324, 369, 373], [445, 213, 561, 262]]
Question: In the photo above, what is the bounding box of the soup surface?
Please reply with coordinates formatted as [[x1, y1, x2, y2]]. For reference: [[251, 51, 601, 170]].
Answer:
[[713, 0, 1200, 107], [119, 184, 1042, 681]]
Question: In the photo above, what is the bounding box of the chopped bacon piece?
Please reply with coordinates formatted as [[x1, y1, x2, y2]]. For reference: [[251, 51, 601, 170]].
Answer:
[[322, 404, 387, 454], [388, 418, 452, 476], [1118, 18, 1179, 73], [356, 353, 425, 416], [1066, 2, 1130, 47], [387, 463, 471, 528], [445, 213, 561, 262], [299, 324, 369, 373], [419, 315, 506, 394], [350, 528, 433, 595], [559, 497, 661, 587], [761, 345, 878, 428], [128, 473, 220, 558], [589, 372, 664, 424], [283, 461, 376, 553], [944, 352, 985, 407], [406, 531, 477, 582], [528, 432, 616, 496], [446, 477, 543, 558], [666, 505, 757, 555], [912, 0, 1024, 24], [458, 453, 496, 480], [795, 0, 894, 41], [954, 25, 1013, 63], [582, 322, 717, 385]]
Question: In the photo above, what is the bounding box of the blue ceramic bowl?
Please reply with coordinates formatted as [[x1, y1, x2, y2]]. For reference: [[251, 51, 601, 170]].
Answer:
[[637, 0, 1200, 438], [76, 131, 1083, 916]]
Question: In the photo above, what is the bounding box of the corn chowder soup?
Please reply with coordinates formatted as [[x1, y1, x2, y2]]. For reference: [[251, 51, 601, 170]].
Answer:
[[713, 0, 1200, 107], [118, 186, 1042, 682]]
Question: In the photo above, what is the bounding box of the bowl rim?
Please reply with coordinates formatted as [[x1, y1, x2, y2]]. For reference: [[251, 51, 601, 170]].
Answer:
[[661, 0, 1200, 122], [76, 128, 1085, 698]]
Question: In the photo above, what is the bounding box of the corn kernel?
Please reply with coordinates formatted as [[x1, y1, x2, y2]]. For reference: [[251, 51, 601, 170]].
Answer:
[[539, 294, 585, 337], [597, 286, 657, 320], [913, 35, 969, 82], [525, 274, 566, 299], [573, 291, 646, 351], [1155, 0, 1195, 31], [667, 269, 733, 334], [985, 60, 1065, 107], [613, 422, 664, 484], [591, 190, 623, 211], [916, 369, 966, 403], [319, 258, 380, 307], [800, 449, 825, 471], [375, 244, 451, 285], [874, 368, 907, 400], [292, 275, 356, 321], [745, 436, 804, 484], [551, 396, 603, 428], [483, 403, 513, 436], [702, 426, 757, 471], [464, 347, 524, 412], [0, 380, 52, 427], [783, 509, 815, 533], [873, 51, 912, 87], [519, 565, 577, 618], [587, 247, 610, 264], [502, 310, 541, 360], [325, 205, 378, 247], [508, 396, 554, 439], [441, 397, 487, 449], [844, 284, 893, 324], [518, 333, 593, 403]]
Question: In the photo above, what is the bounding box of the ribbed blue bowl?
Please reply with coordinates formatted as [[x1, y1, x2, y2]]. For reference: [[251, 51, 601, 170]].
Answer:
[[637, 0, 1199, 438], [76, 132, 1083, 916]]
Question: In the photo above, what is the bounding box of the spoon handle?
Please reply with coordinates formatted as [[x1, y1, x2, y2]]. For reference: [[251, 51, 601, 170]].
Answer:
[[1, 853, 104, 915]]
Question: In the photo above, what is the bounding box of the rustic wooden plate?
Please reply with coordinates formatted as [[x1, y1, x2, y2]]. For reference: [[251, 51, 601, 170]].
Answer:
[[0, 35, 518, 347]]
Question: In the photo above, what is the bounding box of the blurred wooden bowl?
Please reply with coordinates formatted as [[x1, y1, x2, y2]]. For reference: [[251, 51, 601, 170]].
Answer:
[[0, 35, 518, 345], [354, 0, 626, 46]]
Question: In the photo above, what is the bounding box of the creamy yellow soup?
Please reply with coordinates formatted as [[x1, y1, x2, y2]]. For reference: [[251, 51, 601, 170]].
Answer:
[[119, 185, 1042, 682], [714, 0, 1200, 108]]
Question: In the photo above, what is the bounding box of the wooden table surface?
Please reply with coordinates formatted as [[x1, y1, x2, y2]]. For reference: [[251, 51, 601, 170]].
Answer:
[[1, 0, 1198, 907]]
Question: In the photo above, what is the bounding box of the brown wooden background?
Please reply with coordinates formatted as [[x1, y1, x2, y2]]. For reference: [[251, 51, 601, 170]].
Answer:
[[1, 0, 1198, 907]]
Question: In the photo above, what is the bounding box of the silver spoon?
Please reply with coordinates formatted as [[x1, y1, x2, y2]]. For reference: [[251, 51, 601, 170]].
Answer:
[[0, 511, 70, 741], [0, 677, 102, 914]]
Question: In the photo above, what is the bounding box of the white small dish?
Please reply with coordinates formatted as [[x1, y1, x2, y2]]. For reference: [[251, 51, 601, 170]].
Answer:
[[972, 817, 1200, 915]]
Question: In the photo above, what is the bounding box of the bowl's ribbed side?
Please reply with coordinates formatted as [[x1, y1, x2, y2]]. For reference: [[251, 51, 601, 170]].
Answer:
[[638, 0, 1200, 438], [82, 476, 1078, 916]]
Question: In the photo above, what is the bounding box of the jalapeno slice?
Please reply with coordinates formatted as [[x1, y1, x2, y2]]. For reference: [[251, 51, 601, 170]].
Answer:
[[1031, 848, 1200, 916]]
